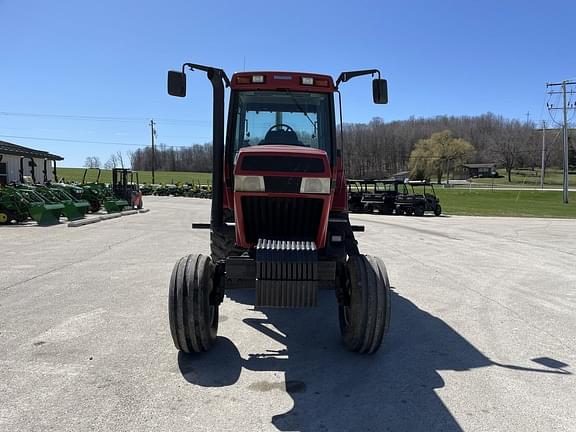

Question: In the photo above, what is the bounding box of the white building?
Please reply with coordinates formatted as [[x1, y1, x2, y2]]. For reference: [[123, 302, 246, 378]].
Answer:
[[0, 140, 63, 185]]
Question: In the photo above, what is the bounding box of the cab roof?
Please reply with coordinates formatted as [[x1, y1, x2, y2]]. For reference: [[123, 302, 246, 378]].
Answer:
[[230, 71, 335, 93]]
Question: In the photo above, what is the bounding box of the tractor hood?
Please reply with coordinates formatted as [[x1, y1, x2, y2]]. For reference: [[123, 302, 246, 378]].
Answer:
[[232, 145, 333, 249], [235, 145, 331, 179]]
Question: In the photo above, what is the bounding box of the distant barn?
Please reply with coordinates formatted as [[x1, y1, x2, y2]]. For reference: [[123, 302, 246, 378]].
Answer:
[[462, 163, 498, 178], [0, 140, 63, 185]]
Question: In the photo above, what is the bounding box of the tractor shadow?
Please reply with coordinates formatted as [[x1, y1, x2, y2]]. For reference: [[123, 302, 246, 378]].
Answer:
[[179, 289, 570, 432]]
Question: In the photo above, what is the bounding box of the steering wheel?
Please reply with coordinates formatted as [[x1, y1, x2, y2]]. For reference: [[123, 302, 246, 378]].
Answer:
[[265, 123, 296, 134]]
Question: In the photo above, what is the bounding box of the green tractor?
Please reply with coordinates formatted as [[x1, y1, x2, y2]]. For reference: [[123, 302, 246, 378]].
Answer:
[[37, 185, 90, 221], [0, 186, 29, 224], [2, 186, 64, 225], [79, 168, 108, 212], [80, 168, 129, 213]]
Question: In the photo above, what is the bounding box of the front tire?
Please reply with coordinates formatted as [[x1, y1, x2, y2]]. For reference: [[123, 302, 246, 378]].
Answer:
[[0, 211, 10, 225], [339, 255, 391, 354], [168, 254, 218, 353], [89, 200, 101, 213], [434, 204, 442, 216]]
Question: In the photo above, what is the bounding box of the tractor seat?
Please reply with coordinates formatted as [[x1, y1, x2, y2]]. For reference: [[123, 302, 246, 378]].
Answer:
[[260, 130, 301, 145]]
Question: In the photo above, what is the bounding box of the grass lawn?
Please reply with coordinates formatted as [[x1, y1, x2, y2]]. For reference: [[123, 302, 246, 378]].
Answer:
[[58, 168, 211, 185], [57, 168, 576, 218], [471, 168, 575, 188], [436, 189, 576, 218]]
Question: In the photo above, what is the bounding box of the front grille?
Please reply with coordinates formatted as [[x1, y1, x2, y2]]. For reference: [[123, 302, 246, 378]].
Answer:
[[242, 156, 325, 173], [241, 196, 324, 244]]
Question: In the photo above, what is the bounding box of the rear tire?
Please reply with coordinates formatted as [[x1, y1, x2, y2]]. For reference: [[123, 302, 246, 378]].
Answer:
[[339, 255, 391, 354], [168, 254, 218, 353], [434, 204, 442, 216]]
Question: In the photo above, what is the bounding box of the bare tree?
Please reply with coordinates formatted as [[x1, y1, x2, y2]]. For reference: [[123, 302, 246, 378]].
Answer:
[[490, 120, 531, 182], [83, 156, 101, 168], [103, 151, 126, 170], [104, 153, 118, 169], [116, 151, 125, 168]]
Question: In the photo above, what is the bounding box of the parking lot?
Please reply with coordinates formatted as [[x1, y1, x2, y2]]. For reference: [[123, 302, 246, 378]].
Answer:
[[1, 196, 574, 432]]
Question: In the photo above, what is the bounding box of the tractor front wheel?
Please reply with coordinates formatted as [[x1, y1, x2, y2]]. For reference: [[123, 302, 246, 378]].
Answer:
[[89, 200, 101, 213], [168, 254, 218, 353], [339, 255, 391, 354], [0, 211, 10, 225]]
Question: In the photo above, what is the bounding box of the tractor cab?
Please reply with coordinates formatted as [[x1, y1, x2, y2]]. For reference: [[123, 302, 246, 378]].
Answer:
[[166, 63, 392, 354]]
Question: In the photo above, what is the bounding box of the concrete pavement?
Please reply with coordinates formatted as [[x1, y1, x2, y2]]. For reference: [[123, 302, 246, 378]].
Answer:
[[0, 197, 574, 431]]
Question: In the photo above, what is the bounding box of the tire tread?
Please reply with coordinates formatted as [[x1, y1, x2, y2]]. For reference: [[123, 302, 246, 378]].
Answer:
[[168, 254, 217, 353], [340, 254, 391, 354]]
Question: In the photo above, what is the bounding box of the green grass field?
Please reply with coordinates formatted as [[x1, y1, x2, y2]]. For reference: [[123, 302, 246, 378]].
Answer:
[[471, 168, 575, 188], [436, 189, 576, 218], [57, 168, 576, 218], [58, 168, 211, 185]]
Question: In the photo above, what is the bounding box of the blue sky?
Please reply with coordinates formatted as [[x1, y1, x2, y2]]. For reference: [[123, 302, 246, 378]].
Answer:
[[1, 0, 574, 167]]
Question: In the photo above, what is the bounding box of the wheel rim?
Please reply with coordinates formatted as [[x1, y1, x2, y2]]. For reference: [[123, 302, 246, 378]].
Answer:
[[0, 213, 8, 223]]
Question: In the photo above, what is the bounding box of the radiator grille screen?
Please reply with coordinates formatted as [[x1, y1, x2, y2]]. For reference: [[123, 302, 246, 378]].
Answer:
[[241, 196, 323, 243]]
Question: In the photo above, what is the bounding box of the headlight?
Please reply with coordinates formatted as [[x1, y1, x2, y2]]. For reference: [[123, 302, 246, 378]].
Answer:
[[235, 175, 265, 192], [300, 177, 330, 194]]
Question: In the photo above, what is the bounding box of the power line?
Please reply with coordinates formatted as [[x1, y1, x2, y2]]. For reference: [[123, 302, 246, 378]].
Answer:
[[0, 111, 210, 125], [0, 134, 209, 148], [0, 134, 144, 147]]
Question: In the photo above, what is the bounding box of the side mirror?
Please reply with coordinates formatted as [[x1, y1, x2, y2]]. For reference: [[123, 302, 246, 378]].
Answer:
[[168, 71, 187, 97], [372, 79, 388, 104]]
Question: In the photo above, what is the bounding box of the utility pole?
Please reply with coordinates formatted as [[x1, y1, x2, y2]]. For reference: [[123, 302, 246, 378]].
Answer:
[[150, 119, 156, 184], [540, 120, 546, 189], [546, 80, 576, 204]]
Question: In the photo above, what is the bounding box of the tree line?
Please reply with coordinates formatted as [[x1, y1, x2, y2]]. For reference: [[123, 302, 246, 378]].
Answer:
[[86, 144, 213, 173], [341, 113, 569, 179], [129, 144, 213, 172], [85, 113, 573, 181]]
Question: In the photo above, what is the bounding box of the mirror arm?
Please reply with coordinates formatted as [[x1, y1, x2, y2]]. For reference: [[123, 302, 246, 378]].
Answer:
[[182, 62, 231, 87], [335, 69, 381, 88], [178, 61, 227, 229]]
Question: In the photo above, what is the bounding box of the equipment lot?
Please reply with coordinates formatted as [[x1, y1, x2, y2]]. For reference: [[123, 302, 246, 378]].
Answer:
[[1, 196, 574, 432]]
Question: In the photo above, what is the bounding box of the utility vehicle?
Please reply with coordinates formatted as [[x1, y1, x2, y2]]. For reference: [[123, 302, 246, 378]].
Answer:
[[395, 180, 442, 216]]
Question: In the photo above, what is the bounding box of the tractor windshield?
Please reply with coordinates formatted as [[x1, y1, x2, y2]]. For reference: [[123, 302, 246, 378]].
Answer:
[[231, 90, 332, 156]]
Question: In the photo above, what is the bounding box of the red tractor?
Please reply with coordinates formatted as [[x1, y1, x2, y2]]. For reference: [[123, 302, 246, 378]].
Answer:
[[167, 63, 391, 354]]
